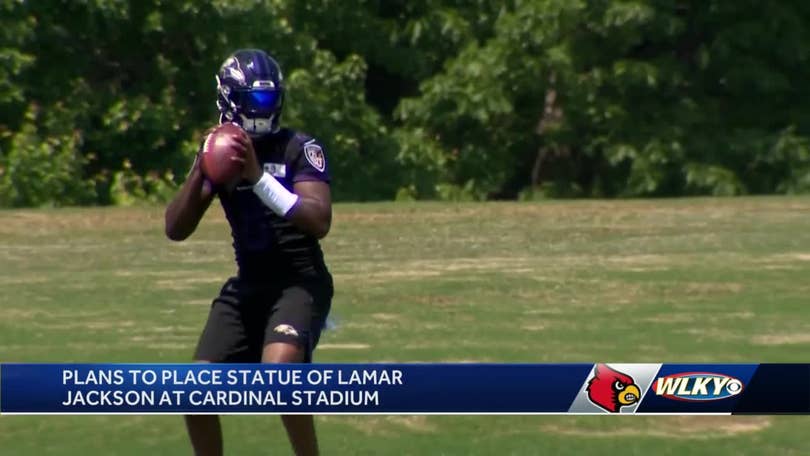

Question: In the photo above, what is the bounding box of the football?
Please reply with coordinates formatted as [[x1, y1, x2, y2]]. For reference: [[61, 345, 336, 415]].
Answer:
[[200, 122, 246, 185]]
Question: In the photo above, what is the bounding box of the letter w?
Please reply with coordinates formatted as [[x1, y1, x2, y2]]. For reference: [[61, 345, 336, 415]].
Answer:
[[655, 377, 682, 396]]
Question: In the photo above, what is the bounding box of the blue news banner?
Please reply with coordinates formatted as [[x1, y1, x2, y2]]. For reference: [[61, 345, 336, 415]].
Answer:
[[1, 364, 808, 414]]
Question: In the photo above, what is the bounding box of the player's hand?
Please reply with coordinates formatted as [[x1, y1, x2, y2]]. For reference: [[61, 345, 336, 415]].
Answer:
[[230, 133, 263, 185], [190, 126, 220, 175]]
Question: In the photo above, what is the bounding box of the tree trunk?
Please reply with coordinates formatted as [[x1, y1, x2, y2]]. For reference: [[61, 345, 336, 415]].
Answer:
[[532, 72, 563, 187]]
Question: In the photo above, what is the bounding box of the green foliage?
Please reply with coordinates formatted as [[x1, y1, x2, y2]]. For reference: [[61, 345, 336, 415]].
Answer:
[[394, 185, 418, 202], [398, 0, 810, 198], [1, 0, 809, 206], [434, 181, 480, 201], [109, 160, 177, 206], [0, 106, 96, 207], [770, 129, 810, 194], [284, 51, 402, 201]]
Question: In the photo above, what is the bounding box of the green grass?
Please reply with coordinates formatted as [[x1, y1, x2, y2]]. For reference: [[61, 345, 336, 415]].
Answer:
[[1, 197, 810, 455]]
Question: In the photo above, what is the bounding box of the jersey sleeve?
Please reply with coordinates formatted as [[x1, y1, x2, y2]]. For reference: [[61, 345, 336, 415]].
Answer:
[[289, 137, 331, 183]]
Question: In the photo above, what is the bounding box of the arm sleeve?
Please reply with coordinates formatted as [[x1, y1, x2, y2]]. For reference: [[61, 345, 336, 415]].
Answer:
[[290, 138, 331, 183]]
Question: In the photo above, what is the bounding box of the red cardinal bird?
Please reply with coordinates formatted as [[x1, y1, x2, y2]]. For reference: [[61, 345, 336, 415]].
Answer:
[[586, 364, 641, 413]]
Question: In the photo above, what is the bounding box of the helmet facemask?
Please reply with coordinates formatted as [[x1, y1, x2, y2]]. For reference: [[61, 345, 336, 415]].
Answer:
[[215, 50, 285, 137]]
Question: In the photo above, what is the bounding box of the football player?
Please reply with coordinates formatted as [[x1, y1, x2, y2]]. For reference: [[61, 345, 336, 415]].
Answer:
[[165, 49, 332, 456]]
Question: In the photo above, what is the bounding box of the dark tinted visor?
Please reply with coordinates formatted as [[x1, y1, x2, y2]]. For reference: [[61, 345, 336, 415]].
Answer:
[[236, 90, 281, 114]]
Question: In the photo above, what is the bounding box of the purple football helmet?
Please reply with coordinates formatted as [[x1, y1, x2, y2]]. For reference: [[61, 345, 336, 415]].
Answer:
[[216, 49, 284, 136]]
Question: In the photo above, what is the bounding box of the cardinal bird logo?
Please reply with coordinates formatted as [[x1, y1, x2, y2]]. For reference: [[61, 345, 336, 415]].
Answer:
[[586, 363, 642, 413]]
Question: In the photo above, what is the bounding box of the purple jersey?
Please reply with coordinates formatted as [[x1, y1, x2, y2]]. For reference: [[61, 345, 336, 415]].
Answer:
[[215, 128, 330, 281]]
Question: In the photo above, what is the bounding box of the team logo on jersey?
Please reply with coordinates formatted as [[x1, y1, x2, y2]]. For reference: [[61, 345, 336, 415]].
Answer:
[[273, 324, 299, 337], [652, 372, 744, 401], [304, 143, 326, 172], [586, 363, 642, 413]]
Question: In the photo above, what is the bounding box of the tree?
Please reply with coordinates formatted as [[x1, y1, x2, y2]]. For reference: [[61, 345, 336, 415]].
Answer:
[[396, 0, 810, 198], [1, 0, 809, 206]]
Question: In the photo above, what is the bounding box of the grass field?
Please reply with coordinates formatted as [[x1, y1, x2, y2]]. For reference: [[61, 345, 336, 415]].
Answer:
[[1, 197, 809, 455]]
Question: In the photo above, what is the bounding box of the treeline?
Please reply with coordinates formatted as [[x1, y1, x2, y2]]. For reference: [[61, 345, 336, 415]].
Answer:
[[1, 0, 809, 206]]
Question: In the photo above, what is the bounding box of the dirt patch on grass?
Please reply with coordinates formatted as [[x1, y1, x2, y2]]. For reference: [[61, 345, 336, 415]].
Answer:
[[522, 323, 546, 331], [34, 320, 137, 331], [756, 253, 810, 266], [428, 256, 533, 271], [676, 328, 743, 342], [145, 343, 189, 351], [756, 252, 810, 270], [762, 264, 801, 270], [406, 295, 459, 307], [605, 254, 672, 265], [74, 318, 136, 331], [373, 358, 494, 363], [176, 255, 224, 264], [321, 415, 437, 436], [334, 253, 686, 284], [725, 311, 755, 319], [167, 240, 230, 249], [0, 276, 51, 286], [642, 313, 700, 324], [336, 256, 534, 275], [1, 308, 48, 320], [334, 253, 692, 284], [320, 416, 392, 436], [317, 343, 371, 350], [752, 333, 810, 345], [0, 208, 171, 237], [177, 299, 213, 306], [338, 320, 396, 331], [155, 276, 223, 290], [540, 416, 771, 439], [768, 252, 810, 262], [644, 311, 754, 325], [114, 269, 198, 278], [145, 325, 184, 333], [523, 307, 565, 315], [333, 270, 443, 283], [440, 358, 495, 363], [683, 282, 744, 294], [385, 416, 437, 433]]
